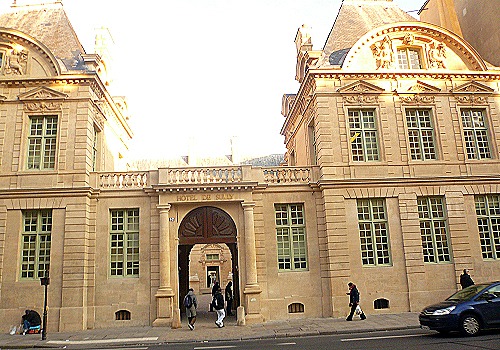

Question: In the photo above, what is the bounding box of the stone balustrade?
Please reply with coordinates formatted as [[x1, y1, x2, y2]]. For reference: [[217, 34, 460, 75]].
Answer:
[[262, 167, 311, 184], [95, 166, 313, 189], [99, 172, 149, 189], [166, 167, 243, 184]]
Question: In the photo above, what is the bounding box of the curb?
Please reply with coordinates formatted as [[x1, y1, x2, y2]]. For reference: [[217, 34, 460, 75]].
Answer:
[[0, 324, 422, 349]]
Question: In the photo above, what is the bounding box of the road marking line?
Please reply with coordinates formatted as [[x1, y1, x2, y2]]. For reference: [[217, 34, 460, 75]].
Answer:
[[193, 346, 237, 349], [341, 334, 424, 342], [47, 337, 158, 345], [276, 342, 297, 346]]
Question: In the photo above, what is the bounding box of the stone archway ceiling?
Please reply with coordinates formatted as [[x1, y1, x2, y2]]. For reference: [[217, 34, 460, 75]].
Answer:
[[179, 206, 237, 245]]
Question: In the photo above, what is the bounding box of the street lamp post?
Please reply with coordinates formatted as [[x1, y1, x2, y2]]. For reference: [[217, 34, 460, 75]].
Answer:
[[40, 273, 50, 341]]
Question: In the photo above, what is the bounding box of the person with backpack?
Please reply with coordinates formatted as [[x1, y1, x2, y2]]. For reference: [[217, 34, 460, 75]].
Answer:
[[183, 288, 197, 330], [212, 286, 225, 328]]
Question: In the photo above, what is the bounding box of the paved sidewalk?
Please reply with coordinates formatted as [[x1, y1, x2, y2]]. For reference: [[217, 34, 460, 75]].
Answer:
[[0, 312, 420, 349]]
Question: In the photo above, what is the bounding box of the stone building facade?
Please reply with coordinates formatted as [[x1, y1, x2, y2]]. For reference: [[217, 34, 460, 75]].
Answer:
[[0, 0, 499, 332], [419, 0, 500, 66]]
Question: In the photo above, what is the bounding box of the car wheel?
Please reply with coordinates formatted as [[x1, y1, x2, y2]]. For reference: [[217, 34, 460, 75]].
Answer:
[[460, 314, 481, 336]]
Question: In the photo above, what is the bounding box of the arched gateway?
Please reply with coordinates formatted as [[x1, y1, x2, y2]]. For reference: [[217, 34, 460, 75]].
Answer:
[[178, 206, 240, 316]]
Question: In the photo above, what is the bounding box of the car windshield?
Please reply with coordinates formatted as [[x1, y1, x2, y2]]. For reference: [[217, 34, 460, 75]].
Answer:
[[446, 284, 490, 301]]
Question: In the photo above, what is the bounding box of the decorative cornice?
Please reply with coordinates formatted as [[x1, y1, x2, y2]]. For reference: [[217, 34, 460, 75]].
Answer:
[[453, 95, 488, 104], [343, 95, 379, 104]]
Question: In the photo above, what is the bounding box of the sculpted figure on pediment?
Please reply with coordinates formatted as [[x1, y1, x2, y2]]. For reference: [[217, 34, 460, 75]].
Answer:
[[402, 33, 415, 45], [371, 35, 394, 69], [5, 48, 28, 75], [428, 41, 446, 69]]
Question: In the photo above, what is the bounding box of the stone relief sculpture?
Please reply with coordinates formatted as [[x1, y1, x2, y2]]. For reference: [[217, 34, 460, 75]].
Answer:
[[428, 42, 446, 69], [4, 48, 28, 75], [402, 33, 415, 45], [371, 35, 394, 69]]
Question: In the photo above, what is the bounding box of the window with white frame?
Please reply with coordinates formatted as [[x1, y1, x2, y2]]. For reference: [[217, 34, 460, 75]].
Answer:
[[418, 197, 451, 263], [405, 109, 437, 160], [92, 128, 98, 171], [20, 210, 52, 279], [397, 48, 423, 69], [27, 115, 58, 170], [308, 123, 317, 166], [461, 109, 491, 160], [357, 199, 391, 266], [475, 195, 500, 260], [275, 204, 307, 271], [348, 109, 379, 161], [110, 209, 139, 277]]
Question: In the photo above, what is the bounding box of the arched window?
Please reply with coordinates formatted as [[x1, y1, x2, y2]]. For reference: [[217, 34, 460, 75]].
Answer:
[[115, 310, 131, 320], [288, 303, 304, 313], [374, 298, 389, 309]]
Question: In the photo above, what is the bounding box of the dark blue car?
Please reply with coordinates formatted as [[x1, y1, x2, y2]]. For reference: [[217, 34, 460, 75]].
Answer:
[[419, 281, 500, 336]]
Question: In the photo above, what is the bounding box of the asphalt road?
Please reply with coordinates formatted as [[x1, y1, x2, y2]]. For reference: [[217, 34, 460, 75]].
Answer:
[[145, 329, 500, 350]]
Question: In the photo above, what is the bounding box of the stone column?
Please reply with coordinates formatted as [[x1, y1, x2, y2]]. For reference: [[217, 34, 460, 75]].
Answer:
[[153, 204, 175, 327], [241, 202, 263, 323]]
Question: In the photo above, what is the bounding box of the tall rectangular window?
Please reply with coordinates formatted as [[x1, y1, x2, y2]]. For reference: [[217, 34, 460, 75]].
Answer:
[[397, 48, 422, 69], [357, 199, 391, 266], [418, 197, 451, 263], [110, 209, 139, 277], [27, 116, 58, 170], [20, 210, 52, 279], [461, 109, 491, 160], [308, 123, 317, 165], [275, 204, 307, 271], [348, 109, 379, 161], [92, 128, 98, 171], [475, 195, 500, 260], [406, 109, 436, 160]]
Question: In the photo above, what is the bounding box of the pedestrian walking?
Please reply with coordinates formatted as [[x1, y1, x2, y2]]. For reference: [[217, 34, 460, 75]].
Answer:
[[183, 288, 197, 330], [212, 286, 225, 327], [460, 269, 474, 289], [225, 281, 234, 316], [346, 282, 366, 321], [210, 281, 220, 312]]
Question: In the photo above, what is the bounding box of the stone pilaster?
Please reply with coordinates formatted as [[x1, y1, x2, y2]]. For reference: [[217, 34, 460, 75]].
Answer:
[[153, 204, 175, 327], [241, 202, 263, 323]]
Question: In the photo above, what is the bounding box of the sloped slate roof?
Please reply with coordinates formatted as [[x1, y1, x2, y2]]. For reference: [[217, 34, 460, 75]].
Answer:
[[322, 0, 416, 66], [0, 3, 86, 70]]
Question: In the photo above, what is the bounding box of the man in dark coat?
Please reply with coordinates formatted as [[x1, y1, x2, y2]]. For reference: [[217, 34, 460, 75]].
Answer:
[[210, 281, 220, 312], [346, 282, 366, 321], [22, 309, 41, 334], [225, 281, 234, 316], [460, 269, 474, 289]]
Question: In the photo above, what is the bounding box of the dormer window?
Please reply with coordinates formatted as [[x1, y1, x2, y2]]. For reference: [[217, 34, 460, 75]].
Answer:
[[397, 48, 423, 69]]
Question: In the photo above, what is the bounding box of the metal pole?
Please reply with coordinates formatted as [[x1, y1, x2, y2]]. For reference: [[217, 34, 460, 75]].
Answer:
[[41, 282, 47, 340]]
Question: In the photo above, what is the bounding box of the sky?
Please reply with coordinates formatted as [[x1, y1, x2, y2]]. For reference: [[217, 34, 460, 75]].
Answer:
[[1, 0, 421, 161]]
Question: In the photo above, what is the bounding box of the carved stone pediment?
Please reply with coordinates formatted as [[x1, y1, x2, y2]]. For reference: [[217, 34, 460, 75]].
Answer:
[[338, 81, 383, 105], [406, 81, 441, 93], [452, 81, 493, 105], [452, 81, 494, 93], [18, 86, 69, 101], [338, 80, 384, 94], [19, 87, 68, 112]]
